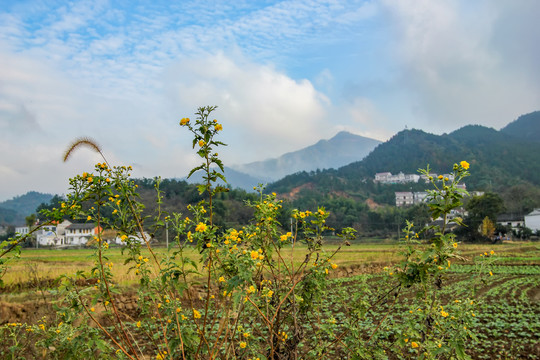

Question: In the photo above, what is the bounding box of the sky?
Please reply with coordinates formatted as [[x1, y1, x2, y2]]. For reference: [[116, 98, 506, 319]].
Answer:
[[1, 0, 539, 202]]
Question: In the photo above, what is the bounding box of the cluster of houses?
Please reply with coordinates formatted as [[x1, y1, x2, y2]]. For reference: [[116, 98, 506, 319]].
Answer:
[[394, 190, 483, 208], [375, 172, 455, 184], [392, 189, 540, 234], [14, 220, 148, 247]]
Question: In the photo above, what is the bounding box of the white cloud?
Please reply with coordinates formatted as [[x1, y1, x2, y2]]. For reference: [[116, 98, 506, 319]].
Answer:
[[380, 0, 540, 132], [163, 52, 331, 163], [344, 97, 393, 141]]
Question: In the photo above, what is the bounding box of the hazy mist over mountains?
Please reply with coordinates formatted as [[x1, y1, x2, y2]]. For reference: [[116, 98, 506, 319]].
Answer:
[[231, 131, 381, 182]]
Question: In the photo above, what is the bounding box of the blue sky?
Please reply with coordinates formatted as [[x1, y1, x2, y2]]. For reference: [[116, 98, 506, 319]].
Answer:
[[1, 0, 539, 201]]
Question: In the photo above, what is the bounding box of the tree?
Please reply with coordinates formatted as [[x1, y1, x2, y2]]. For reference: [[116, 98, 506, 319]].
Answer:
[[458, 193, 505, 243], [481, 216, 495, 239], [466, 192, 505, 225]]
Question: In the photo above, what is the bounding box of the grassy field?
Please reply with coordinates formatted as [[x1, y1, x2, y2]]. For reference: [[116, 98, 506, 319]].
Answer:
[[1, 241, 539, 359], [2, 241, 538, 288]]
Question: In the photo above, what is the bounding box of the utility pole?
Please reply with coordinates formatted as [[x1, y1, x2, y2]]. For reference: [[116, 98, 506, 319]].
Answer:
[[166, 221, 169, 248]]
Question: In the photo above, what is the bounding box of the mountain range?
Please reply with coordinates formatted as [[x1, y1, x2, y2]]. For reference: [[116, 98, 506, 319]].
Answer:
[[186, 131, 381, 190], [268, 111, 540, 196], [2, 111, 539, 225], [230, 131, 381, 182], [0, 191, 53, 225]]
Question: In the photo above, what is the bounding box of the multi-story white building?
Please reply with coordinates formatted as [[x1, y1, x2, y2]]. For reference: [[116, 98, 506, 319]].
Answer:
[[395, 191, 429, 207], [65, 223, 100, 245], [376, 172, 420, 184], [395, 192, 414, 206]]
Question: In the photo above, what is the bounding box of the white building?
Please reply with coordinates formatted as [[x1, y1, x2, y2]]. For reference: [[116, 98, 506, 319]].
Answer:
[[524, 209, 540, 232], [15, 226, 30, 236], [35, 220, 73, 246], [36, 225, 58, 246], [395, 191, 429, 207], [375, 172, 392, 182], [496, 215, 524, 231], [395, 192, 414, 206], [65, 223, 99, 245], [376, 172, 421, 184], [114, 231, 151, 245], [414, 192, 429, 203]]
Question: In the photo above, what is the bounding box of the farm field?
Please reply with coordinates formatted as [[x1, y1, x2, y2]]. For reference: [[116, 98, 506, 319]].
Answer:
[[1, 242, 539, 359]]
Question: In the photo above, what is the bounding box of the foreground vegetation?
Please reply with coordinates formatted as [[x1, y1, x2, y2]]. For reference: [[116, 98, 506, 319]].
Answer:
[[1, 106, 539, 359], [1, 243, 539, 359]]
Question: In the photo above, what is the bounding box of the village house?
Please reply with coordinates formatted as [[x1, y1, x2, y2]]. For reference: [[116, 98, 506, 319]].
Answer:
[[496, 214, 524, 232], [65, 223, 101, 245], [113, 231, 151, 245], [524, 209, 540, 232], [15, 226, 30, 236]]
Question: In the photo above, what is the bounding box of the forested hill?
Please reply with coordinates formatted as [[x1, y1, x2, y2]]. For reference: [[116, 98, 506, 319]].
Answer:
[[500, 111, 540, 142], [0, 191, 53, 224], [268, 114, 540, 195]]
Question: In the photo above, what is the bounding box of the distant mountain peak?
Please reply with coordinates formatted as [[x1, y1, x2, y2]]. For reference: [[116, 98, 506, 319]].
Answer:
[[230, 131, 381, 183]]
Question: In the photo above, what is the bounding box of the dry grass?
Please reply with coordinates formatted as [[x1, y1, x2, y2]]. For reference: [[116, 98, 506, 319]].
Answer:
[[1, 242, 537, 290]]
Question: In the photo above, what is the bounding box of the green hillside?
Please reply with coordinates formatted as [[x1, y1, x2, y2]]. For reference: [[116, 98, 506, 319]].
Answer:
[[500, 111, 540, 142], [269, 120, 540, 195], [0, 191, 53, 224]]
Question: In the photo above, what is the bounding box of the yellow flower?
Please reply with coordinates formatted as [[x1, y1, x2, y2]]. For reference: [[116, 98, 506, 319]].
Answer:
[[87, 177, 93, 183], [250, 250, 259, 260], [90, 307, 95, 312], [460, 161, 470, 169], [411, 342, 419, 348], [248, 285, 256, 294], [136, 321, 141, 328], [176, 307, 181, 313], [214, 124, 223, 131], [198, 140, 206, 147], [180, 117, 190, 126], [87, 215, 92, 221], [331, 263, 338, 269], [239, 341, 247, 348], [490, 250, 495, 255], [452, 242, 458, 248], [219, 276, 225, 282], [440, 310, 449, 317], [438, 175, 443, 180], [195, 223, 207, 233], [489, 271, 493, 276], [187, 231, 193, 242], [243, 332, 250, 338], [193, 309, 201, 319]]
